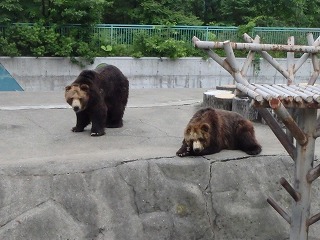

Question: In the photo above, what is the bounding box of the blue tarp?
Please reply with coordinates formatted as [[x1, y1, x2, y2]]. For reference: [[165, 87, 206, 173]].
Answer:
[[0, 63, 23, 91]]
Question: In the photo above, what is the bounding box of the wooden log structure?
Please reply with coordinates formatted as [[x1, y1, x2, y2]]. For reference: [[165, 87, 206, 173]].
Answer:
[[193, 33, 320, 240]]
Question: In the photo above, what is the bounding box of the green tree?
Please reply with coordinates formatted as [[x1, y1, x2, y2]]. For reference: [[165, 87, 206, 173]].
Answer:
[[48, 0, 110, 25], [217, 0, 254, 25], [2, 0, 320, 27], [304, 0, 320, 27], [245, 0, 320, 27], [202, 0, 320, 27], [0, 0, 40, 23], [103, 0, 203, 25], [0, 0, 110, 25]]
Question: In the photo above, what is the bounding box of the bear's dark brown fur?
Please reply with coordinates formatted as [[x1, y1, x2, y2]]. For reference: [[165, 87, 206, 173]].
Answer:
[[65, 64, 129, 136], [176, 107, 262, 157]]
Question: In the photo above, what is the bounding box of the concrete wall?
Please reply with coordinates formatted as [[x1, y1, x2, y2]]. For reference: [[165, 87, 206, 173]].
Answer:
[[0, 57, 314, 91]]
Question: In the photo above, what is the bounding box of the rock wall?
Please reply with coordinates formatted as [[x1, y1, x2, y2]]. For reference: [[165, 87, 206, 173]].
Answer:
[[1, 155, 320, 239]]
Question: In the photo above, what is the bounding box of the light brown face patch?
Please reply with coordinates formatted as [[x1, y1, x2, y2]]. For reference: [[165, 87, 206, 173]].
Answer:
[[65, 84, 90, 112], [184, 123, 211, 152]]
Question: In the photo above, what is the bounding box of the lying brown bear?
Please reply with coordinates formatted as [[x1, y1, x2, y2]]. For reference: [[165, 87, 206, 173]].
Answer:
[[176, 107, 262, 157], [65, 64, 129, 136]]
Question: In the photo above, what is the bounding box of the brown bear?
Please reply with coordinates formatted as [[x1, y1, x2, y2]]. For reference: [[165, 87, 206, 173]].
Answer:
[[176, 107, 262, 157], [65, 64, 129, 136]]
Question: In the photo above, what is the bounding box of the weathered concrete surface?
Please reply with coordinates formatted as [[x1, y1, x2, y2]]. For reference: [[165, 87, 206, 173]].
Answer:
[[0, 57, 315, 91], [1, 89, 320, 240]]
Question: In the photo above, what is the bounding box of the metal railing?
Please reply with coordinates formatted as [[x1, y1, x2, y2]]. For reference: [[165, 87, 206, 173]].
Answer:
[[253, 27, 320, 45], [83, 24, 239, 45], [1, 24, 320, 47]]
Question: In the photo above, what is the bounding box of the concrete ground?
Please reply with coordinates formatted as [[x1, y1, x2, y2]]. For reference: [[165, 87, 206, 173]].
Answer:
[[0, 89, 295, 168], [2, 89, 320, 240]]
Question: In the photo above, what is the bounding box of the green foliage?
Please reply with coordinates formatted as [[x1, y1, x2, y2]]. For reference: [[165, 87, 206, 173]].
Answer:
[[54, 36, 74, 57], [71, 41, 97, 66], [6, 23, 59, 56], [100, 44, 134, 57], [101, 45, 112, 52], [132, 26, 211, 59], [219, 0, 254, 26], [238, 21, 255, 37], [1, 0, 320, 28], [245, 16, 287, 28], [0, 37, 20, 56], [103, 0, 203, 25], [0, 0, 22, 23], [1, 0, 320, 62], [132, 32, 188, 59], [0, 23, 98, 66], [48, 0, 110, 25], [0, 23, 208, 60]]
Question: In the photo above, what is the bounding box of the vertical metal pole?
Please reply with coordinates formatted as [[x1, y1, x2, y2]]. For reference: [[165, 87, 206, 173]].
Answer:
[[290, 109, 317, 240], [110, 24, 113, 45]]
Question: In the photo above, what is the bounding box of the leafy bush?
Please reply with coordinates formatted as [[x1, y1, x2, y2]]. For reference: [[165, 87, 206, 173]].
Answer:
[[0, 23, 99, 65], [132, 33, 191, 59], [0, 23, 206, 64], [100, 44, 134, 57], [0, 37, 20, 56], [5, 23, 61, 56], [54, 36, 74, 56]]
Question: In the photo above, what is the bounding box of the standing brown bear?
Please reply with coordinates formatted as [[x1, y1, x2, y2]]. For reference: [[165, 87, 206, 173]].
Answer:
[[176, 107, 262, 157], [65, 64, 129, 136]]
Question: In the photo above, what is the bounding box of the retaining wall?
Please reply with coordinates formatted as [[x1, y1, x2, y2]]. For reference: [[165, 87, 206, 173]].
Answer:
[[0, 57, 314, 91]]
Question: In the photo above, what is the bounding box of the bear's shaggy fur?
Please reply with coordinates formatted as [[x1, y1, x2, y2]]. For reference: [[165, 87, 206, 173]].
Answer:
[[65, 64, 129, 136], [176, 107, 262, 157]]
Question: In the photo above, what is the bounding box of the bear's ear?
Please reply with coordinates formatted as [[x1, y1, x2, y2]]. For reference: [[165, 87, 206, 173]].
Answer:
[[65, 85, 72, 92], [80, 84, 90, 92], [185, 126, 192, 134], [201, 123, 210, 133]]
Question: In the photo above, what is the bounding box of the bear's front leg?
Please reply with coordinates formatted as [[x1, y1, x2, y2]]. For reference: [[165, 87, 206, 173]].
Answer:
[[72, 112, 90, 132], [176, 140, 191, 157], [90, 112, 106, 137], [90, 123, 105, 136]]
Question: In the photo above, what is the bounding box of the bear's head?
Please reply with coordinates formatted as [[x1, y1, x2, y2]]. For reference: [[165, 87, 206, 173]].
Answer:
[[184, 123, 211, 153], [65, 84, 90, 113]]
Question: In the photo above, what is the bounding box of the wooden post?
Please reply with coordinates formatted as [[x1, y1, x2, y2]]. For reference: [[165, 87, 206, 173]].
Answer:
[[289, 109, 317, 240]]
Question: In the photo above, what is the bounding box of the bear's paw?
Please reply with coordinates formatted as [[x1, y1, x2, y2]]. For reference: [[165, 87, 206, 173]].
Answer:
[[72, 126, 84, 132], [176, 146, 191, 157], [90, 131, 105, 137]]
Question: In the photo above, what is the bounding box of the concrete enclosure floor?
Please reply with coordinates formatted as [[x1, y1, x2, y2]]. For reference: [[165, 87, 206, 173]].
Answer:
[[1, 89, 320, 240]]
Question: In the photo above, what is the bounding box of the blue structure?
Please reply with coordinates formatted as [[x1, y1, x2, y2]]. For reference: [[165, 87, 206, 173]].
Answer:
[[0, 63, 23, 91]]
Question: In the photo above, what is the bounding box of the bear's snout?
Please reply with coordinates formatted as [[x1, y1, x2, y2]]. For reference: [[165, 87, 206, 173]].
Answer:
[[194, 148, 201, 153], [193, 140, 204, 153], [71, 99, 82, 112], [73, 106, 80, 112]]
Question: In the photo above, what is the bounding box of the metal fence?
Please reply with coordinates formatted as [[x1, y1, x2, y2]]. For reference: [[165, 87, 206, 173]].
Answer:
[[91, 24, 239, 46], [252, 27, 320, 45], [1, 24, 320, 46], [62, 25, 320, 46]]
